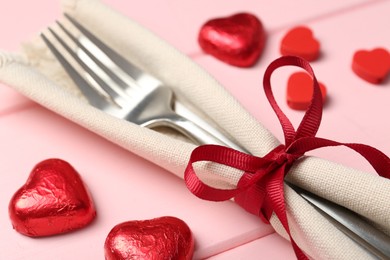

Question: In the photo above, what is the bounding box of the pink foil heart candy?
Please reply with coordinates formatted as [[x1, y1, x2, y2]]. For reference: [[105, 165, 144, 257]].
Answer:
[[104, 216, 194, 260], [9, 159, 96, 237], [198, 12, 266, 67]]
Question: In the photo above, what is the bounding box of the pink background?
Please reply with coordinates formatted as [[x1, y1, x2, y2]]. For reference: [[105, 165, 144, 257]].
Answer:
[[1, 0, 389, 259]]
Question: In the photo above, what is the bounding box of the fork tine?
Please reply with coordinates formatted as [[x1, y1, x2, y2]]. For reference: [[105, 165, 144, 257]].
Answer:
[[56, 21, 131, 92], [64, 13, 145, 80], [63, 15, 159, 107], [45, 25, 129, 108], [41, 32, 110, 109]]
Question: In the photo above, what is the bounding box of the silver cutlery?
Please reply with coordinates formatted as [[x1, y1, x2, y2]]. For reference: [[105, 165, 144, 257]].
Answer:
[[41, 14, 246, 151], [41, 14, 390, 258], [290, 184, 390, 259]]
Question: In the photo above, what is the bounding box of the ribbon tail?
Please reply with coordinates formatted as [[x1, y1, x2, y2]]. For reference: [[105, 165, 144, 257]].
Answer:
[[266, 165, 309, 260], [234, 168, 269, 219], [288, 137, 390, 178]]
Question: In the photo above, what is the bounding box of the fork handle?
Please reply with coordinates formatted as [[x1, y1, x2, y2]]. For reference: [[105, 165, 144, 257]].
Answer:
[[160, 112, 249, 152]]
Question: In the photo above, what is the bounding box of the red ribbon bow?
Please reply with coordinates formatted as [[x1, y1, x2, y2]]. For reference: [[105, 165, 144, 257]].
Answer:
[[184, 56, 390, 259]]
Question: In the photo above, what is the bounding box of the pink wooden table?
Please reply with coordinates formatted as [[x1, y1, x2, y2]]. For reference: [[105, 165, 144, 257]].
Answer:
[[1, 0, 389, 259]]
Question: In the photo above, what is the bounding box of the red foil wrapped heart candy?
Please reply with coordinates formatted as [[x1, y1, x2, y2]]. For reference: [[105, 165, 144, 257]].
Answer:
[[104, 216, 194, 260], [198, 13, 266, 67], [8, 159, 96, 237]]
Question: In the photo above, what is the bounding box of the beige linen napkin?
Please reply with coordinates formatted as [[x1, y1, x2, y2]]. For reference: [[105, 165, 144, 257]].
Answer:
[[1, 0, 390, 259]]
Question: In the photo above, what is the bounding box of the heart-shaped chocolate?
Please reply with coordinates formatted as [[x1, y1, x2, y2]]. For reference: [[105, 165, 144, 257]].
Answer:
[[104, 216, 194, 260], [352, 47, 390, 84], [198, 12, 266, 67], [9, 159, 96, 237], [287, 71, 327, 110], [280, 26, 320, 61]]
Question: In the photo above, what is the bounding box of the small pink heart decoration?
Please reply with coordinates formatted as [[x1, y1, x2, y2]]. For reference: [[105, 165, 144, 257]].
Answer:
[[352, 47, 390, 84], [287, 71, 327, 110], [280, 26, 320, 61]]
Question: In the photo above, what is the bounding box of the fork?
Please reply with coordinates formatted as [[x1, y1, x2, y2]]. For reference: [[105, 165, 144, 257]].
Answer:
[[41, 14, 390, 258], [41, 13, 248, 151]]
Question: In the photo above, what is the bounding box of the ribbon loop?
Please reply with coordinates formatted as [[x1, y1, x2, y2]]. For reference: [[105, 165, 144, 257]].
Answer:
[[184, 56, 390, 260], [263, 56, 323, 146]]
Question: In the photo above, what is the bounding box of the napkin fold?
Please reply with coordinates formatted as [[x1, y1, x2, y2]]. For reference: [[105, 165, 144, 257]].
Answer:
[[1, 0, 389, 259]]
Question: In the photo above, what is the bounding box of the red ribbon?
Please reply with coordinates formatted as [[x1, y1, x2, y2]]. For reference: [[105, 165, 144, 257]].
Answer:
[[184, 56, 390, 259]]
